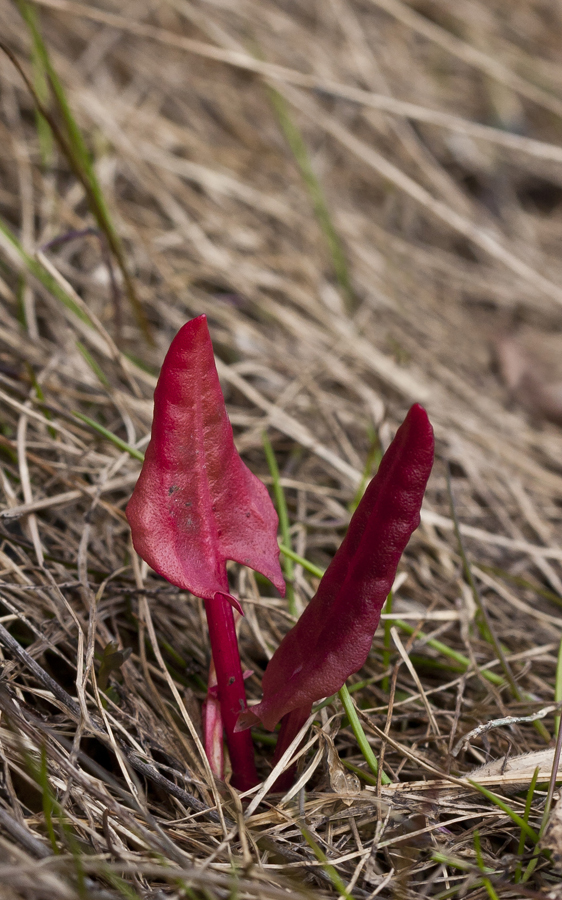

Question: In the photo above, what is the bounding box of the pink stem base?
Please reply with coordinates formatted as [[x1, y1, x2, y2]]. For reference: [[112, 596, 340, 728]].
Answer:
[[205, 594, 259, 791], [202, 659, 224, 780], [269, 703, 312, 794]]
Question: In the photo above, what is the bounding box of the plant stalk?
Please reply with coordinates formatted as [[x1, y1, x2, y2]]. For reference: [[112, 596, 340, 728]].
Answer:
[[270, 704, 312, 793], [202, 658, 224, 780], [205, 596, 258, 791]]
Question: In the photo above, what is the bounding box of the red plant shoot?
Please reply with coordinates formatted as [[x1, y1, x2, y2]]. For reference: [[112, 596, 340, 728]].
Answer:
[[237, 404, 434, 785], [127, 315, 285, 790], [127, 315, 285, 612]]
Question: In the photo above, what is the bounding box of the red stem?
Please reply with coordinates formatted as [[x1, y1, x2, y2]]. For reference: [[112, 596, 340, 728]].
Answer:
[[269, 703, 311, 794], [204, 595, 259, 791]]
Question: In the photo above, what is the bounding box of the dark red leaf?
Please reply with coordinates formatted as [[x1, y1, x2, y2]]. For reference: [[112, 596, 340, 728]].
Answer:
[[126, 315, 285, 611], [237, 404, 434, 731]]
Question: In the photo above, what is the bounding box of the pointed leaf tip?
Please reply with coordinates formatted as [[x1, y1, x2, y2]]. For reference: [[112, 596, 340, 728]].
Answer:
[[126, 315, 285, 605], [241, 404, 434, 731], [234, 709, 259, 732]]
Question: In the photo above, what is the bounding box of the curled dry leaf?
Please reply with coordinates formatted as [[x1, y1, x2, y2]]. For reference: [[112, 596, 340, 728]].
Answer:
[[384, 749, 562, 798], [470, 747, 562, 786], [323, 731, 361, 800]]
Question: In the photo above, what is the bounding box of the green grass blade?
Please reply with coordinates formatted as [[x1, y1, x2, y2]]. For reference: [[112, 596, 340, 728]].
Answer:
[[349, 429, 381, 513], [279, 543, 324, 578], [262, 431, 296, 615], [38, 745, 58, 854], [73, 412, 145, 461], [18, 0, 53, 165], [431, 850, 496, 875], [340, 758, 378, 786], [100, 868, 143, 900], [25, 363, 57, 439], [468, 780, 539, 843], [17, 1, 91, 174], [75, 341, 111, 388], [266, 84, 353, 309], [473, 831, 500, 900], [300, 822, 355, 899], [339, 683, 392, 785], [0, 215, 93, 325], [515, 765, 539, 882], [9, 9, 152, 342]]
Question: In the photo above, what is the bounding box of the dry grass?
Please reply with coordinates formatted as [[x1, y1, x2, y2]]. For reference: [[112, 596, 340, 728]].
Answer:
[[2, 0, 562, 896]]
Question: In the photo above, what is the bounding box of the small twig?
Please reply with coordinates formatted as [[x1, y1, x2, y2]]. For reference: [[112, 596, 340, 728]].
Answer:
[[452, 706, 559, 757]]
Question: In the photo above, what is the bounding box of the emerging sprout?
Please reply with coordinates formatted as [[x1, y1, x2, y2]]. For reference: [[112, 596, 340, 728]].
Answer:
[[237, 404, 434, 786], [127, 316, 285, 789]]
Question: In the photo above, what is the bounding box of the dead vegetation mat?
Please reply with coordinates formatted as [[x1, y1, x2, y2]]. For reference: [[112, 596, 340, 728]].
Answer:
[[3, 0, 562, 897]]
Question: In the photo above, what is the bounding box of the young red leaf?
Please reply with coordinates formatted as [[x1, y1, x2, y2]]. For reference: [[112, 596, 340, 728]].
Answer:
[[237, 403, 434, 733], [126, 315, 285, 611]]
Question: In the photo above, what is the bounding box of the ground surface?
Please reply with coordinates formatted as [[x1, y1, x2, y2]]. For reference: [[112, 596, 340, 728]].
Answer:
[[2, 1, 562, 897]]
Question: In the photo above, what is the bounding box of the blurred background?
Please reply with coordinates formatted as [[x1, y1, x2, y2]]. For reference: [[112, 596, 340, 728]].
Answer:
[[4, 1, 562, 491]]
